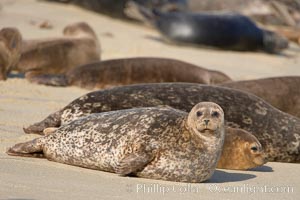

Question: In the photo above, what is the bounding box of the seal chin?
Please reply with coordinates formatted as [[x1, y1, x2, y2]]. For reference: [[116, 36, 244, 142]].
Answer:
[[253, 155, 268, 166]]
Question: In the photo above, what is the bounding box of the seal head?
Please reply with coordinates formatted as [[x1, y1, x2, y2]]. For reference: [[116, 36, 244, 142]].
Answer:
[[217, 128, 267, 170]]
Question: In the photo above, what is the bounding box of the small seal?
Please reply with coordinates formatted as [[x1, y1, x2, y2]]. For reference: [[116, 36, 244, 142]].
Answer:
[[16, 22, 101, 83], [27, 57, 231, 88], [9, 103, 225, 183], [0, 27, 22, 80], [127, 1, 288, 53], [220, 76, 300, 118], [217, 128, 267, 170], [24, 83, 300, 163]]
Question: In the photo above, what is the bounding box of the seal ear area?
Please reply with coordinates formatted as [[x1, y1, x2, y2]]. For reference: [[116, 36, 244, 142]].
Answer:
[[6, 138, 45, 158], [115, 150, 155, 176]]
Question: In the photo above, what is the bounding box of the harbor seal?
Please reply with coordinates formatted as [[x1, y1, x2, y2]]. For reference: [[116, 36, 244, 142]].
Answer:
[[16, 22, 100, 82], [217, 128, 267, 170], [9, 103, 225, 183], [127, 1, 288, 53], [27, 57, 231, 88], [0, 27, 22, 80], [24, 83, 300, 163], [44, 0, 188, 19], [220, 76, 300, 118]]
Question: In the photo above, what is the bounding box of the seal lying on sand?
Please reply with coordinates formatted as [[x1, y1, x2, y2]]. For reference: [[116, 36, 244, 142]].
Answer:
[[28, 57, 231, 88], [220, 76, 300, 118], [217, 128, 267, 170], [126, 1, 288, 53], [9, 103, 225, 183], [16, 22, 100, 82], [24, 83, 300, 163], [43, 121, 267, 170], [44, 0, 188, 19], [0, 27, 22, 80]]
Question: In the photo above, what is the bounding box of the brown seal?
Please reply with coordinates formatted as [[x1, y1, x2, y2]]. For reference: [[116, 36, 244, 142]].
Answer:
[[16, 22, 101, 82], [217, 128, 267, 170], [0, 27, 22, 80], [220, 76, 300, 118], [28, 57, 231, 88], [23, 83, 300, 163], [8, 103, 225, 183]]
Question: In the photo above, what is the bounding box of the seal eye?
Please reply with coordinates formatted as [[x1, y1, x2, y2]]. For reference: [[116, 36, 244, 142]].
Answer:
[[196, 111, 203, 117], [251, 146, 258, 152], [211, 111, 219, 118]]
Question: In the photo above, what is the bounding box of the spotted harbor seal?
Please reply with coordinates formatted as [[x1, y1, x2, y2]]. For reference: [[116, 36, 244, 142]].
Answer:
[[217, 128, 267, 170], [220, 76, 300, 118], [9, 103, 225, 183], [126, 1, 288, 53], [28, 57, 231, 88], [24, 83, 300, 163], [0, 27, 22, 80], [16, 22, 100, 83]]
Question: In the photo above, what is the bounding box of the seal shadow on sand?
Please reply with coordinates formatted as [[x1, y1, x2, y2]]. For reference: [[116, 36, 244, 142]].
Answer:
[[208, 170, 256, 183], [249, 165, 273, 172]]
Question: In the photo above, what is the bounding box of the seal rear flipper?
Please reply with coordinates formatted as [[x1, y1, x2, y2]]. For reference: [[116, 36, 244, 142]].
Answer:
[[24, 111, 62, 135], [25, 72, 69, 87], [6, 138, 45, 158], [115, 151, 154, 176]]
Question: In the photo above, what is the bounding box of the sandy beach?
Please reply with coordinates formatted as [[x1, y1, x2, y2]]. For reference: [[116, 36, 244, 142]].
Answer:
[[0, 0, 299, 199]]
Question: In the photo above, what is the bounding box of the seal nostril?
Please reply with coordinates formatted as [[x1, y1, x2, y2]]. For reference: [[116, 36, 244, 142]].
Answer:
[[204, 119, 210, 125]]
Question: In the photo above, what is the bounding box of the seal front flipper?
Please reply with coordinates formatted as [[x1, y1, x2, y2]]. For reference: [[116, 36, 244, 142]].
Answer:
[[6, 138, 45, 158], [25, 72, 69, 87], [115, 149, 155, 176]]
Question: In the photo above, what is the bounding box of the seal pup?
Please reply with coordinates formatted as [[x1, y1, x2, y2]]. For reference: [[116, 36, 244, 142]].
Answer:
[[28, 57, 231, 88], [220, 76, 300, 118], [217, 128, 267, 170], [126, 1, 288, 53], [16, 22, 101, 83], [0, 27, 22, 80], [9, 103, 226, 183], [24, 83, 300, 163]]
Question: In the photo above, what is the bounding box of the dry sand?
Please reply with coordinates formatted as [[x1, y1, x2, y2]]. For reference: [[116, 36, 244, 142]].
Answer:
[[0, 0, 299, 199]]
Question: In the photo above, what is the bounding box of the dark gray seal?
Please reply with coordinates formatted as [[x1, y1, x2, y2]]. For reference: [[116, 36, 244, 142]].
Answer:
[[9, 103, 225, 183], [28, 57, 231, 88], [220, 76, 300, 118], [24, 83, 300, 163], [0, 27, 22, 80], [127, 1, 288, 53], [44, 0, 188, 19]]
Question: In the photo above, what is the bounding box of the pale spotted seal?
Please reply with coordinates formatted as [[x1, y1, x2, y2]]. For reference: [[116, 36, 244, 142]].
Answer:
[[127, 1, 288, 53], [0, 27, 22, 80], [24, 83, 300, 163], [28, 57, 231, 88], [220, 76, 300, 118], [217, 128, 267, 170], [16, 22, 100, 83], [9, 103, 225, 183]]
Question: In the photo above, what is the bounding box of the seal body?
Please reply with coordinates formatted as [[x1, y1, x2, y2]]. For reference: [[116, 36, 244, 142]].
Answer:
[[0, 27, 22, 80], [44, 0, 188, 19], [129, 1, 288, 53], [10, 103, 225, 183], [220, 76, 300, 118], [24, 83, 300, 163], [16, 22, 101, 82], [217, 128, 267, 170], [28, 57, 231, 88]]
